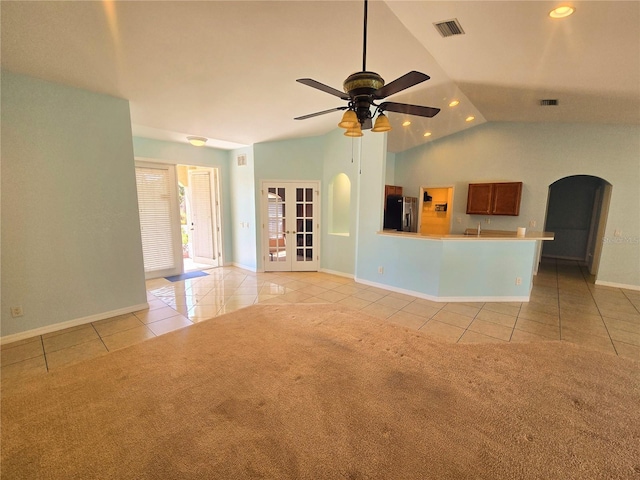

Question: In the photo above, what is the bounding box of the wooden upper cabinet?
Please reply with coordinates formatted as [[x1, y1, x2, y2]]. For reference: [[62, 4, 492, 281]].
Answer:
[[466, 183, 493, 215], [466, 182, 522, 216], [384, 185, 403, 210]]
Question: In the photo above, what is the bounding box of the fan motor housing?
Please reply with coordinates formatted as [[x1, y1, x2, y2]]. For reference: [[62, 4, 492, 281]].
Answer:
[[344, 71, 384, 98]]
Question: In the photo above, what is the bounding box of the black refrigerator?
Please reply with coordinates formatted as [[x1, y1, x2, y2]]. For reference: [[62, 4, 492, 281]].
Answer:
[[384, 195, 418, 232]]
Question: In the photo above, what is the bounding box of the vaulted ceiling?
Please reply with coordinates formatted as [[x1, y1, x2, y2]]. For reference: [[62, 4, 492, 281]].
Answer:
[[2, 1, 638, 152]]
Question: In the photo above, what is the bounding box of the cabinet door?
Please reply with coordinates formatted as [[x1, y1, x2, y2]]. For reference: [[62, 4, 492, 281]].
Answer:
[[492, 182, 522, 215], [466, 183, 493, 214], [384, 185, 403, 210]]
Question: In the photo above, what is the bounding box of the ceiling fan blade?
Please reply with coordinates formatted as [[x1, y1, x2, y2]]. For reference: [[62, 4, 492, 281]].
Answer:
[[373, 71, 431, 99], [379, 101, 440, 118], [297, 78, 350, 100], [294, 106, 347, 121]]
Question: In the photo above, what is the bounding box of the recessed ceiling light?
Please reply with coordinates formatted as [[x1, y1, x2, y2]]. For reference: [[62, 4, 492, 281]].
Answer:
[[465, 116, 475, 122], [402, 121, 411, 127], [187, 136, 208, 147], [449, 100, 460, 107], [423, 132, 432, 137], [549, 6, 575, 18]]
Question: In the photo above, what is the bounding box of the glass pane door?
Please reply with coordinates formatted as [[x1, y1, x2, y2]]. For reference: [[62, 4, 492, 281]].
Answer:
[[263, 182, 319, 272]]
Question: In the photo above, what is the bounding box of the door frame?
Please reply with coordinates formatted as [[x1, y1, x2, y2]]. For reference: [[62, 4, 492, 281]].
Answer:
[[260, 180, 321, 272]]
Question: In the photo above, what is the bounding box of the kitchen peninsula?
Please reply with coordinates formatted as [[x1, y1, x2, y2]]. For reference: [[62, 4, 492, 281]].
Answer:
[[366, 229, 554, 302]]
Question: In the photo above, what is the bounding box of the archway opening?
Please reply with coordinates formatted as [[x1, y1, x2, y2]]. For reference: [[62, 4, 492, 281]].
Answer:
[[543, 175, 612, 276]]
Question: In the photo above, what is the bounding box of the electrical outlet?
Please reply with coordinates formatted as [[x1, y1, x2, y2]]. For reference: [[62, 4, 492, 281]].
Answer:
[[529, 220, 537, 228], [378, 266, 384, 274], [485, 218, 491, 224], [515, 277, 522, 286], [614, 229, 622, 237], [456, 217, 462, 224], [11, 306, 24, 318]]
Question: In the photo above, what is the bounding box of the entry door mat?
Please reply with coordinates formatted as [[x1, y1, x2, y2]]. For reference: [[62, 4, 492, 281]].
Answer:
[[164, 271, 209, 282]]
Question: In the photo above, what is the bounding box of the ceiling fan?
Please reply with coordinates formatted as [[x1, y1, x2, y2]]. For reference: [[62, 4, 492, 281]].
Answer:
[[294, 0, 440, 136]]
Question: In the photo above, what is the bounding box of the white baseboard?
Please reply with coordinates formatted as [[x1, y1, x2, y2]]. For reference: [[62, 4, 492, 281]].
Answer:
[[594, 280, 640, 291], [319, 268, 354, 279], [229, 262, 258, 273], [354, 277, 530, 303], [0, 302, 149, 346]]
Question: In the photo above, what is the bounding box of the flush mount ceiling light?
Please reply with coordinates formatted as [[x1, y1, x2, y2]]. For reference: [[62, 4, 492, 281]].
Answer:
[[423, 132, 432, 137], [402, 121, 412, 127], [549, 5, 575, 18], [187, 136, 208, 147], [465, 116, 475, 122], [449, 100, 460, 107]]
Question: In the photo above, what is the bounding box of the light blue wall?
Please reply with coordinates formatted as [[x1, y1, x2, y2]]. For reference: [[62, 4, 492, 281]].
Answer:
[[385, 151, 396, 185], [321, 129, 361, 276], [229, 146, 257, 270], [354, 131, 389, 282], [1, 71, 147, 337], [252, 136, 325, 270], [394, 122, 640, 288], [132, 137, 234, 266], [438, 240, 536, 298]]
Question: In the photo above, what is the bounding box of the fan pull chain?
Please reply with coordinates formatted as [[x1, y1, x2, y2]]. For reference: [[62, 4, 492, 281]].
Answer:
[[351, 138, 354, 163]]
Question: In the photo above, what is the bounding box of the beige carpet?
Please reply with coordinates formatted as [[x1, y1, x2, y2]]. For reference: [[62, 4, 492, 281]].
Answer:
[[2, 304, 639, 479]]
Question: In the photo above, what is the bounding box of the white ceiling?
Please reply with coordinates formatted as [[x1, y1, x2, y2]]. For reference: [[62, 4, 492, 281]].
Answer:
[[2, 1, 638, 153]]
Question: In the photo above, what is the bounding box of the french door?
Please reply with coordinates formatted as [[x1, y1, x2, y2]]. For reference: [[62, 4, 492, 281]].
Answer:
[[135, 162, 183, 279], [188, 169, 222, 267], [262, 181, 319, 272]]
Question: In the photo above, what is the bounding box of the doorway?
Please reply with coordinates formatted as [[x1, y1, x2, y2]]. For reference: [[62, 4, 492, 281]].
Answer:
[[542, 175, 612, 275], [135, 161, 223, 279], [418, 186, 454, 235], [262, 181, 320, 272], [178, 166, 223, 272]]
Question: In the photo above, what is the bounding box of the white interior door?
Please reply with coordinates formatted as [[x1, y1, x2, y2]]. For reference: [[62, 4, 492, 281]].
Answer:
[[262, 182, 319, 272], [189, 169, 220, 266], [135, 162, 183, 279]]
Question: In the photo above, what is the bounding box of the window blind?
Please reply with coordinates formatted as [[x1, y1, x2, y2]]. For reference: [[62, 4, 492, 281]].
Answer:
[[135, 166, 176, 273]]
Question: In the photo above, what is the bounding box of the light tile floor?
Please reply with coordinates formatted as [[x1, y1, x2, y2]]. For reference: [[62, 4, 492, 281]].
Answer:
[[2, 259, 639, 381]]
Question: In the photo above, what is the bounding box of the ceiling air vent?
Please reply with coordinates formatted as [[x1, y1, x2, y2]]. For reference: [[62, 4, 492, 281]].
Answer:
[[434, 19, 465, 38], [540, 99, 559, 106]]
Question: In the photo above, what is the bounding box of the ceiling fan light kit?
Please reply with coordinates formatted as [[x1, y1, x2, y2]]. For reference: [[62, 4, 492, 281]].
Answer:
[[295, 0, 440, 134], [372, 113, 392, 132], [338, 110, 359, 129], [344, 124, 364, 137]]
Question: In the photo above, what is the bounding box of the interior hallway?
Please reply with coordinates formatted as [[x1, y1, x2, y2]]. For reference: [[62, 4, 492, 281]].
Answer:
[[2, 258, 639, 381]]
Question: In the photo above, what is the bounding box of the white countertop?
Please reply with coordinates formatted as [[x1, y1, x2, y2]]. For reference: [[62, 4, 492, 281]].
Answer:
[[378, 229, 555, 241]]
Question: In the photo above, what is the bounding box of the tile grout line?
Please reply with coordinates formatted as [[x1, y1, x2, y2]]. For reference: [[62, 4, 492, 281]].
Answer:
[[579, 264, 620, 356]]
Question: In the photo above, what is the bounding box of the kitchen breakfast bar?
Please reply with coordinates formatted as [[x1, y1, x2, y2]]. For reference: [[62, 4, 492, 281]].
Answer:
[[359, 230, 555, 303]]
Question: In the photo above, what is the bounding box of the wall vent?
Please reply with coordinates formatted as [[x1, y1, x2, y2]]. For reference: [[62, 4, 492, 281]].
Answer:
[[237, 154, 247, 166], [433, 19, 465, 38], [540, 99, 559, 106]]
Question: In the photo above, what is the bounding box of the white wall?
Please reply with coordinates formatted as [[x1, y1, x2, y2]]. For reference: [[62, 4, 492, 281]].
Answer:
[[394, 122, 640, 289], [1, 71, 147, 338]]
